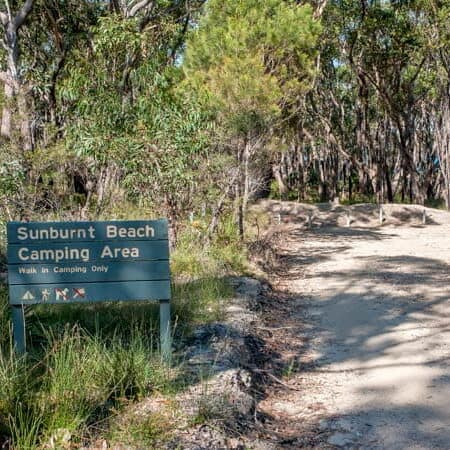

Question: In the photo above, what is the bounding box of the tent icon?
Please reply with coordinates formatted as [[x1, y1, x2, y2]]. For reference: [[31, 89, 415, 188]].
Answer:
[[21, 291, 34, 301]]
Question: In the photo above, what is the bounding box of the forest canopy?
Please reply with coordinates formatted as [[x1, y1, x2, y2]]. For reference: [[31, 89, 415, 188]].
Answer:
[[1, 0, 450, 238]]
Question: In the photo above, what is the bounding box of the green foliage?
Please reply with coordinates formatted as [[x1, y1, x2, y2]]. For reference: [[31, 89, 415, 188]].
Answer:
[[122, 78, 214, 217], [170, 220, 241, 329], [172, 217, 247, 278], [0, 296, 222, 447], [0, 144, 26, 219], [0, 286, 11, 348], [59, 16, 146, 162], [0, 157, 25, 199], [8, 402, 42, 450], [108, 411, 173, 448], [38, 330, 111, 434], [57, 13, 214, 220], [173, 278, 232, 328], [424, 197, 447, 209], [340, 194, 377, 206], [185, 0, 321, 134], [0, 348, 35, 436]]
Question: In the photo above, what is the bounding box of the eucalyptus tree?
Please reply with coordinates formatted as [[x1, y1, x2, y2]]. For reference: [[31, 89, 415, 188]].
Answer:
[[422, 0, 450, 208], [0, 0, 107, 157], [276, 0, 444, 205], [58, 0, 209, 236], [0, 0, 208, 223], [0, 0, 34, 149]]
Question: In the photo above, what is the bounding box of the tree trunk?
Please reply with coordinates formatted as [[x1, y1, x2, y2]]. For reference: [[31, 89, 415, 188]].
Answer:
[[385, 164, 394, 203], [0, 1, 35, 150], [18, 91, 32, 151], [242, 141, 251, 213], [272, 163, 288, 199], [233, 144, 245, 239], [348, 169, 353, 202], [1, 80, 13, 138]]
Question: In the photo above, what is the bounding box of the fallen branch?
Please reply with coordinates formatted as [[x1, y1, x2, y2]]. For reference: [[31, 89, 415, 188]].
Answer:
[[256, 325, 296, 331], [243, 365, 301, 391]]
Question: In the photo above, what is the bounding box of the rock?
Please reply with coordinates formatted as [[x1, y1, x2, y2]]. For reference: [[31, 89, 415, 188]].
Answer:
[[272, 400, 304, 416], [327, 432, 355, 447], [115, 276, 271, 450], [235, 276, 263, 298], [178, 368, 255, 420], [47, 428, 72, 449], [335, 417, 354, 432], [184, 277, 264, 375], [215, 368, 254, 416]]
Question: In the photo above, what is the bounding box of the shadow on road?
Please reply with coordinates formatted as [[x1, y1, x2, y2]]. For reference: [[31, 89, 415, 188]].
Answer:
[[256, 223, 450, 448]]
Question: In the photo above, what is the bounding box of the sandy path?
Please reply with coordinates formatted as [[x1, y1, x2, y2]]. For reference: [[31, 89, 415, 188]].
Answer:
[[258, 203, 450, 449]]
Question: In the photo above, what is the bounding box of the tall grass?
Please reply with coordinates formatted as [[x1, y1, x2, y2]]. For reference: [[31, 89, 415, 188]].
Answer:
[[0, 218, 243, 448], [0, 326, 170, 448]]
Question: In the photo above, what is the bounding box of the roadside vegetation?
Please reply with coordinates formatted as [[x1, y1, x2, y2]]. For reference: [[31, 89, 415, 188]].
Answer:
[[1, 0, 450, 448]]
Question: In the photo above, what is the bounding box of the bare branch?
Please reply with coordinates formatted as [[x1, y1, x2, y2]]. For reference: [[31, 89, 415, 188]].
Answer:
[[169, 13, 190, 62], [0, 11, 7, 26], [313, 0, 328, 20], [13, 0, 34, 29], [0, 70, 15, 88], [4, 0, 12, 22], [127, 0, 153, 18]]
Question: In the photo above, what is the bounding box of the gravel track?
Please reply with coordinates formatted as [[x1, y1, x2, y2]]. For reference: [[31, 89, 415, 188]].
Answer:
[[257, 202, 450, 449]]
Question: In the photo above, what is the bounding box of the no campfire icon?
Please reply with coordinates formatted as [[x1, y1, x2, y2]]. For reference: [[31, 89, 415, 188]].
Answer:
[[73, 288, 86, 299]]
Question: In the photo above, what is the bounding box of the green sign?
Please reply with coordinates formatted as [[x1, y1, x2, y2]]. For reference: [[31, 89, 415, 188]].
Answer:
[[7, 220, 171, 356]]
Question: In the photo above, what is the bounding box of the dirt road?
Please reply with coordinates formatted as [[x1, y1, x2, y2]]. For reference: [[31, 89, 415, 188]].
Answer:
[[257, 202, 450, 449]]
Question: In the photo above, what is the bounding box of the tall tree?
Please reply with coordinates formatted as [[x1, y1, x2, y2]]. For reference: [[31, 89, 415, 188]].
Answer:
[[184, 0, 320, 235], [0, 0, 34, 150]]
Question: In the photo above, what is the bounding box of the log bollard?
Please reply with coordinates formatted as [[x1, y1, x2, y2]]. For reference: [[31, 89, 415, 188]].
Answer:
[[422, 208, 427, 225], [379, 206, 384, 226], [346, 210, 351, 227]]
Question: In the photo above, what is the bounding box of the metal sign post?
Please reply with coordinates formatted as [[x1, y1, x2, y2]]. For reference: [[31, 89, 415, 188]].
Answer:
[[159, 300, 171, 361], [6, 219, 171, 357], [11, 305, 26, 354]]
